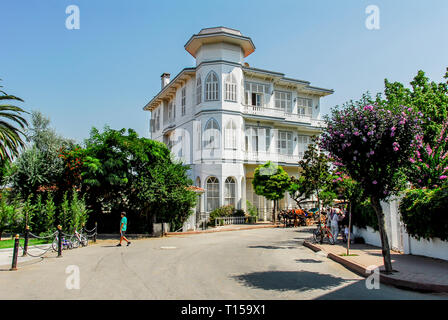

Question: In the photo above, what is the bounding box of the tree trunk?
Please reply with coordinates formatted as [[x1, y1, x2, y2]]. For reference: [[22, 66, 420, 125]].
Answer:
[[272, 200, 276, 224], [370, 196, 393, 273], [347, 202, 352, 255]]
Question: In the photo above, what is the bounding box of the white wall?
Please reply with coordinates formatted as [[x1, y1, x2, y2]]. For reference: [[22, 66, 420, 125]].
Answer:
[[353, 198, 448, 261]]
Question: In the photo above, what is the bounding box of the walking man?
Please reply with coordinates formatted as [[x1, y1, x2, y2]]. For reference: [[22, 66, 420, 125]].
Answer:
[[117, 212, 131, 247]]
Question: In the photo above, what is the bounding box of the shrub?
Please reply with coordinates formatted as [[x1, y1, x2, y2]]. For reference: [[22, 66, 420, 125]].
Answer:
[[0, 195, 23, 238], [246, 201, 258, 218], [209, 205, 235, 221], [351, 199, 378, 231], [399, 186, 448, 241]]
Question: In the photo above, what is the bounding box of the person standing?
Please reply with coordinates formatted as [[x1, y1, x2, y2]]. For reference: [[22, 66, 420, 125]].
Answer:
[[117, 212, 131, 247], [330, 208, 340, 243]]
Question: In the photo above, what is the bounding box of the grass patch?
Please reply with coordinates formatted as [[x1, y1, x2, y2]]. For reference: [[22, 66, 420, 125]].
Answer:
[[0, 238, 52, 249], [339, 253, 359, 257]]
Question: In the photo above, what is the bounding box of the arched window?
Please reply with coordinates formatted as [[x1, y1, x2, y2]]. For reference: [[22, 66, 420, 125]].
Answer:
[[224, 177, 236, 207], [203, 118, 220, 149], [196, 76, 202, 105], [206, 177, 219, 212], [205, 71, 219, 101], [224, 119, 237, 149], [224, 73, 237, 102]]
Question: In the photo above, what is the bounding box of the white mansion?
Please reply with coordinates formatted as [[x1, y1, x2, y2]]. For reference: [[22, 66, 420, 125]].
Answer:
[[144, 27, 333, 224]]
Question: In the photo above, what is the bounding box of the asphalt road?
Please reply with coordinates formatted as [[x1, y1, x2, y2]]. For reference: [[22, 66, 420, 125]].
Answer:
[[0, 227, 446, 300]]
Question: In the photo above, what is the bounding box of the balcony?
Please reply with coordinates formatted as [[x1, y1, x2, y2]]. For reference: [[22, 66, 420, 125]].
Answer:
[[243, 105, 313, 124], [244, 151, 302, 165]]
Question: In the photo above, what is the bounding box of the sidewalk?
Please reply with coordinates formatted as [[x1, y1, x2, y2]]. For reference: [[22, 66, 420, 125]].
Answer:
[[0, 244, 54, 269], [303, 238, 448, 293], [166, 222, 280, 236]]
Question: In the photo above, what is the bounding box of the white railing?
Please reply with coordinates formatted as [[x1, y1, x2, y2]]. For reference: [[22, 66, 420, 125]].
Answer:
[[243, 105, 312, 123], [244, 152, 301, 164], [214, 216, 256, 225]]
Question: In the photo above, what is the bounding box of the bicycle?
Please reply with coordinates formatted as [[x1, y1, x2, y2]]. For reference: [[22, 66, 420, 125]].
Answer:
[[313, 220, 335, 245], [71, 230, 88, 248], [52, 235, 73, 251]]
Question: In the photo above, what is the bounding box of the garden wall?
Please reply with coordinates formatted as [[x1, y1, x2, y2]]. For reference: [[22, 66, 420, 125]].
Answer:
[[353, 197, 448, 261]]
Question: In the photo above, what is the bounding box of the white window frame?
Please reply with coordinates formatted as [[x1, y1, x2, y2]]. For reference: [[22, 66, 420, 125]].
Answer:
[[224, 73, 237, 102], [205, 72, 219, 101], [277, 130, 293, 155], [181, 87, 186, 116], [225, 119, 237, 150], [245, 126, 271, 153], [203, 118, 220, 149], [274, 91, 292, 112], [244, 81, 269, 107], [196, 76, 202, 105], [206, 176, 220, 212], [297, 97, 313, 117], [224, 177, 236, 207]]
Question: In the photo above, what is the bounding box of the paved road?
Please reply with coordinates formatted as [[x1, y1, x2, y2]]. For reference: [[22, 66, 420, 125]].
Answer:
[[0, 227, 446, 299]]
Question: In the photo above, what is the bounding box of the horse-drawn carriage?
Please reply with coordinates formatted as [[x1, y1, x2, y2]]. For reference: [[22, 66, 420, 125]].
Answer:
[[278, 208, 315, 227]]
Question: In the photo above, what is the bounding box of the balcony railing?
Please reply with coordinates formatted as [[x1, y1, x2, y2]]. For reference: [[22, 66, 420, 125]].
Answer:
[[244, 151, 302, 164], [243, 105, 313, 123]]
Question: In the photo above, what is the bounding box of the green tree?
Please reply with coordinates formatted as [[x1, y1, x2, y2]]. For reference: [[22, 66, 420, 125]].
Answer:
[[81, 127, 194, 233], [252, 161, 290, 223], [0, 195, 22, 239], [45, 194, 56, 231], [377, 68, 448, 143], [295, 139, 332, 215], [59, 192, 71, 232], [135, 160, 196, 232], [288, 175, 313, 209], [0, 81, 28, 161], [321, 102, 423, 273], [6, 111, 72, 200]]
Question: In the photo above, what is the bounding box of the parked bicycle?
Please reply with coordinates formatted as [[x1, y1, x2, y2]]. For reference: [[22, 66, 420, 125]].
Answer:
[[313, 215, 335, 245], [71, 230, 88, 248], [52, 230, 88, 251]]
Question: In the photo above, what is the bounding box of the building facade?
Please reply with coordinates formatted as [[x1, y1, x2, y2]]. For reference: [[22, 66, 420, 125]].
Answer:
[[143, 27, 333, 225]]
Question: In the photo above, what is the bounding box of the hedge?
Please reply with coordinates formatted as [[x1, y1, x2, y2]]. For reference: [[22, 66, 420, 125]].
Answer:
[[399, 186, 448, 241]]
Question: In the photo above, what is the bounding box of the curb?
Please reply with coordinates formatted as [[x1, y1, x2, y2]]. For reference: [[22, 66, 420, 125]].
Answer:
[[166, 224, 281, 236], [303, 240, 448, 293]]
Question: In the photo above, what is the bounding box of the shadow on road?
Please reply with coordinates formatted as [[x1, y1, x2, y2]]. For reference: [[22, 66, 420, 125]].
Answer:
[[248, 245, 298, 250], [233, 270, 349, 292], [295, 259, 322, 264]]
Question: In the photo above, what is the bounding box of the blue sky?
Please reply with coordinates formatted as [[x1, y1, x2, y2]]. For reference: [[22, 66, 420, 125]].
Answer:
[[1, 0, 447, 143]]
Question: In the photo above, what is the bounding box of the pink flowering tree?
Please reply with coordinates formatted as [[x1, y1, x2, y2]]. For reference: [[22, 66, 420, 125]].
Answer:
[[321, 104, 423, 273], [408, 121, 448, 188]]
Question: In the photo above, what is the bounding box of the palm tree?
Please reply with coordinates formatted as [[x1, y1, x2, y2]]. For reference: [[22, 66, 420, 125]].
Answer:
[[0, 81, 28, 161]]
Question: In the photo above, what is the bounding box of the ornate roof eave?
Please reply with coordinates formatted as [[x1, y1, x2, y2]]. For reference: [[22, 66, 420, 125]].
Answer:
[[143, 68, 196, 111]]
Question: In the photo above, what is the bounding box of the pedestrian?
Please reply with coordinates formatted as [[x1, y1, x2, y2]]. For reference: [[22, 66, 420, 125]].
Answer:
[[343, 225, 349, 243], [331, 209, 340, 243], [117, 212, 131, 247]]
